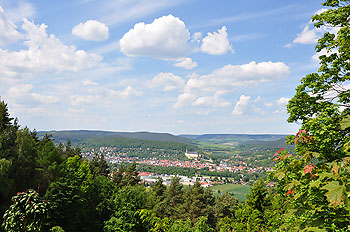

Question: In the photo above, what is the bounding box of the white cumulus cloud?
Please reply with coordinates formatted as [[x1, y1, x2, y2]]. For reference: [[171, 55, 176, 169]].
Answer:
[[293, 24, 321, 44], [174, 91, 197, 108], [119, 14, 191, 59], [7, 84, 60, 105], [149, 72, 185, 91], [186, 61, 289, 91], [193, 94, 231, 108], [114, 86, 143, 99], [173, 61, 289, 109], [0, 19, 102, 77], [232, 95, 251, 116], [174, 58, 197, 70], [72, 20, 109, 41], [192, 32, 202, 42], [277, 97, 290, 107], [291, 9, 339, 45], [201, 26, 233, 55], [0, 6, 22, 46], [70, 95, 99, 106]]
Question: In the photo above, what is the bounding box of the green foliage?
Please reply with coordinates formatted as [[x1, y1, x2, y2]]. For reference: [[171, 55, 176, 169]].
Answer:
[[104, 185, 152, 232], [45, 180, 86, 231], [213, 192, 238, 222], [44, 155, 115, 232], [50, 226, 65, 232], [84, 135, 194, 150], [271, 133, 350, 230], [287, 0, 350, 160], [65, 155, 94, 194], [271, 1, 350, 230], [220, 179, 280, 232], [153, 177, 167, 200], [168, 219, 193, 232], [113, 162, 141, 188], [90, 153, 110, 177], [2, 189, 49, 232], [182, 180, 215, 225], [154, 176, 184, 220], [138, 209, 171, 232], [245, 179, 271, 214]]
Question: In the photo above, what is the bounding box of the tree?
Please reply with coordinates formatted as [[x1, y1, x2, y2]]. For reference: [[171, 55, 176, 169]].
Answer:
[[245, 179, 271, 216], [152, 177, 167, 206], [154, 176, 184, 220], [224, 179, 273, 232], [45, 175, 87, 232], [122, 161, 141, 186], [104, 185, 151, 232], [272, 1, 350, 230], [90, 153, 110, 177], [182, 180, 214, 225], [213, 192, 238, 222], [0, 100, 19, 216], [112, 164, 125, 186], [0, 100, 18, 160], [63, 140, 81, 158], [14, 128, 40, 192], [287, 0, 350, 160], [44, 156, 97, 232], [2, 189, 49, 232], [138, 209, 171, 232]]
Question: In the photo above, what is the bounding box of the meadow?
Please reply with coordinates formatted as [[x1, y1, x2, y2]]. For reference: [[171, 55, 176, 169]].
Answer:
[[209, 183, 251, 201]]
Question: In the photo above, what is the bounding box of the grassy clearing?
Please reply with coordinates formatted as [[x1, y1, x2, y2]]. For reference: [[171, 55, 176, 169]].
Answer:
[[196, 141, 236, 150], [209, 183, 250, 201]]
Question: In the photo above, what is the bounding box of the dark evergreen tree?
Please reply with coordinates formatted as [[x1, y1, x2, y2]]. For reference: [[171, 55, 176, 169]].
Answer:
[[213, 192, 238, 222], [121, 161, 140, 186], [104, 185, 151, 232], [182, 180, 214, 225], [0, 101, 19, 216], [152, 177, 166, 202], [112, 164, 125, 187], [90, 153, 110, 177], [154, 176, 184, 220]]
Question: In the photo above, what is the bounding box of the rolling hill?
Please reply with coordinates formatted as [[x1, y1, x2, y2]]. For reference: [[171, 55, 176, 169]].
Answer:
[[37, 130, 193, 144], [180, 134, 289, 145]]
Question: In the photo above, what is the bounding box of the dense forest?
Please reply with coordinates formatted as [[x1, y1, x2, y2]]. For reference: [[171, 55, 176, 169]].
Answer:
[[1, 0, 350, 231], [0, 100, 281, 231]]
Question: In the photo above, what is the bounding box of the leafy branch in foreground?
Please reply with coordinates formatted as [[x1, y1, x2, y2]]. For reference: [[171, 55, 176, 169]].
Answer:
[[2, 190, 49, 232], [271, 0, 350, 230]]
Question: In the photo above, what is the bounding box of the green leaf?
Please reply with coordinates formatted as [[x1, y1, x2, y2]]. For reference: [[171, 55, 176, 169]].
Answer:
[[321, 181, 345, 206], [310, 180, 321, 188], [318, 172, 333, 180], [301, 227, 327, 232], [340, 116, 350, 130]]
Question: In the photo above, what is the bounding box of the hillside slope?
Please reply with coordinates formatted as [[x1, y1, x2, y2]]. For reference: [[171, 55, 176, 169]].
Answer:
[[38, 130, 193, 144]]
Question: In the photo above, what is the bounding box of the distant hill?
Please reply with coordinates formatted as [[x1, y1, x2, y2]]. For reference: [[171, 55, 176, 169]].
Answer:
[[179, 134, 289, 145], [241, 138, 294, 149], [37, 130, 193, 144], [37, 130, 292, 151], [82, 136, 196, 151]]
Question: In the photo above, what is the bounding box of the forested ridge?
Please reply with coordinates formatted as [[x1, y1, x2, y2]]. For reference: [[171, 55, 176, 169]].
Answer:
[[1, 0, 350, 231]]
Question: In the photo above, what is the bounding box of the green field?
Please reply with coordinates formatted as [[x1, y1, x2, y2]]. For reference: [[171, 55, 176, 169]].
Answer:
[[209, 184, 251, 201]]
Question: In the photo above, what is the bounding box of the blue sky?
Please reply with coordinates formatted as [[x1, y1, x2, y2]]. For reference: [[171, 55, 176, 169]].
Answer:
[[0, 0, 327, 134]]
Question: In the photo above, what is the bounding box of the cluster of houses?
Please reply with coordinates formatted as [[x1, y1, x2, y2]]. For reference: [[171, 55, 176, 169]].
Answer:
[[81, 146, 273, 179], [138, 172, 212, 187]]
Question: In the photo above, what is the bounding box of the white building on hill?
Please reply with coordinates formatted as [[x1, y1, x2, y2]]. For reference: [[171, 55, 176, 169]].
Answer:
[[185, 151, 200, 159]]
